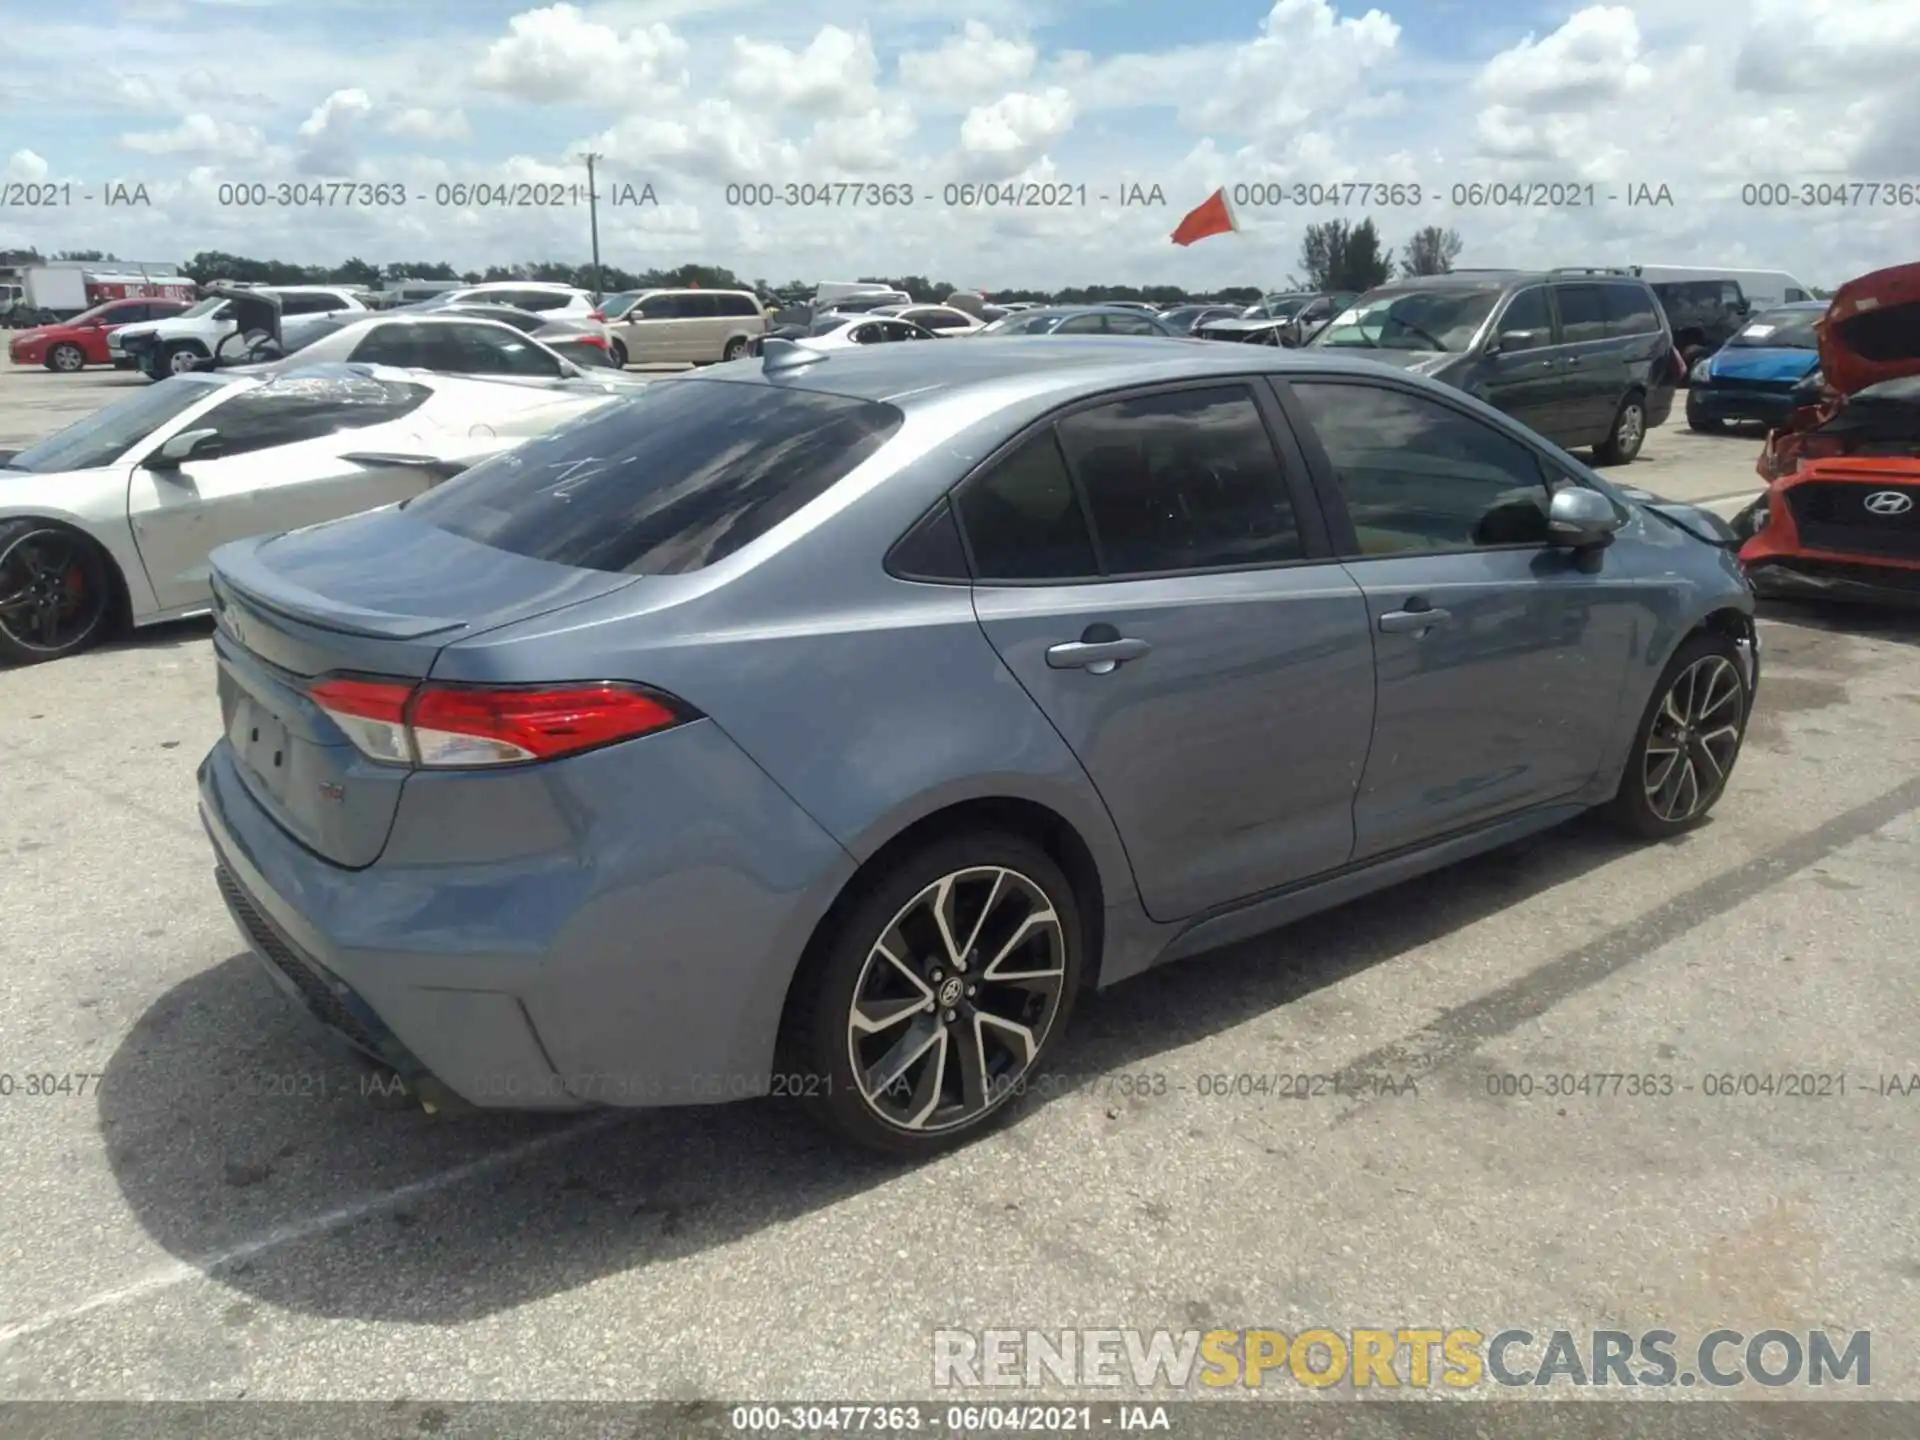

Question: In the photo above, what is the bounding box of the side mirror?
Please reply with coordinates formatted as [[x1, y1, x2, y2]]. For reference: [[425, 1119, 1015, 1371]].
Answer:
[[1493, 329, 1540, 354], [147, 428, 224, 471], [1547, 487, 1622, 548]]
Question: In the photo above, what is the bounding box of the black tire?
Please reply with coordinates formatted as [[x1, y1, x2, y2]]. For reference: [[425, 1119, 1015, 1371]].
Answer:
[[1591, 391, 1647, 465], [780, 831, 1084, 1158], [46, 343, 86, 373], [112, 358, 137, 371], [1687, 409, 1724, 433], [609, 339, 627, 368], [160, 341, 206, 376], [722, 336, 747, 362], [0, 518, 117, 665], [1604, 631, 1751, 839]]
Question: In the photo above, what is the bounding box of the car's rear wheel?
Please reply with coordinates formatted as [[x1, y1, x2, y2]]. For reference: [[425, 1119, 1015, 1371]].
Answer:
[[46, 343, 86, 373], [1604, 632, 1751, 839], [1687, 410, 1725, 432], [0, 519, 115, 665], [1592, 392, 1647, 465], [782, 832, 1082, 1157]]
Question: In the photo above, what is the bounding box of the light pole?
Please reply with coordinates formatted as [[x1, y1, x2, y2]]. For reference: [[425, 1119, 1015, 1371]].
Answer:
[[582, 151, 604, 301]]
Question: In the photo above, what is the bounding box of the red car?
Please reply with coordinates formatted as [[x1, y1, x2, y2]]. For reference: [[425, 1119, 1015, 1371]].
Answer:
[[1738, 261, 1920, 605], [7, 297, 192, 372]]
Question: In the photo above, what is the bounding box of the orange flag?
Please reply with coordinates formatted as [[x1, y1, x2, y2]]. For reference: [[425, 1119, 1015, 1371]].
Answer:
[[1170, 187, 1238, 246]]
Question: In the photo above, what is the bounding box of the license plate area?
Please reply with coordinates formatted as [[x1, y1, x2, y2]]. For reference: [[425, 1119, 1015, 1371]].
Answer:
[[229, 691, 296, 802]]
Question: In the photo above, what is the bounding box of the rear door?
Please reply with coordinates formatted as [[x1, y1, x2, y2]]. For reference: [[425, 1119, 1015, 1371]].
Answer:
[[1275, 374, 1642, 858], [1547, 283, 1623, 444], [127, 374, 441, 610], [964, 381, 1377, 921]]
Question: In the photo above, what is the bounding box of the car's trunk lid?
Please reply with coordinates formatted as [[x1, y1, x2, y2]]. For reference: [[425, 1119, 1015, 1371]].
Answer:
[[209, 506, 638, 868], [1819, 262, 1920, 395]]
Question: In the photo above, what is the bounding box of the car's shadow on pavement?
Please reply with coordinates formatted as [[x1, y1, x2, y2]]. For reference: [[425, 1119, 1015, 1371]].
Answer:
[[99, 812, 1649, 1324], [1758, 599, 1920, 650]]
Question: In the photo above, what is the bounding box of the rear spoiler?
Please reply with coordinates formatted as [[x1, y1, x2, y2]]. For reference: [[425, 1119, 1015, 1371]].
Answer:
[[338, 451, 474, 481], [211, 543, 470, 641]]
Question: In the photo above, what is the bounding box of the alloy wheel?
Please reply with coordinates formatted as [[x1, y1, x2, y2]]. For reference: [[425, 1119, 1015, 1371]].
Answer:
[[1643, 655, 1744, 823], [1616, 402, 1645, 454], [50, 344, 84, 372], [845, 865, 1067, 1134], [167, 348, 201, 375], [0, 529, 106, 655]]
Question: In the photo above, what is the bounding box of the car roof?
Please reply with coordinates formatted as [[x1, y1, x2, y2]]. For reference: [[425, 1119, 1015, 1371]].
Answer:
[[709, 335, 1423, 407]]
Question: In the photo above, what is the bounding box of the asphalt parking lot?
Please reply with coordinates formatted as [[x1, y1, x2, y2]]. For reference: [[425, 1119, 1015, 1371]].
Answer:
[[1, 362, 1917, 1408]]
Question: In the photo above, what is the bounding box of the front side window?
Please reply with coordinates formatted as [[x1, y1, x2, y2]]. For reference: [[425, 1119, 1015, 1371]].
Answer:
[[1496, 287, 1553, 346], [1290, 381, 1551, 554], [406, 380, 904, 574], [438, 324, 564, 377], [1055, 314, 1106, 335], [190, 374, 433, 458], [348, 323, 436, 369], [637, 294, 685, 321], [1055, 387, 1304, 574]]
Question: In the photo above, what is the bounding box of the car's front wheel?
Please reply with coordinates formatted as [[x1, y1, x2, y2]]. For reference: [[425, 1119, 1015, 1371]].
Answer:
[[161, 342, 205, 376], [1592, 392, 1647, 464], [45, 343, 86, 373], [609, 338, 627, 368], [0, 519, 116, 665], [782, 832, 1083, 1157], [1604, 632, 1751, 838], [722, 336, 748, 362]]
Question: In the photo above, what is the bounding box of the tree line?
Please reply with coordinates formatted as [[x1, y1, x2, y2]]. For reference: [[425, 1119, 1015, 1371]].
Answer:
[[1, 222, 1467, 303]]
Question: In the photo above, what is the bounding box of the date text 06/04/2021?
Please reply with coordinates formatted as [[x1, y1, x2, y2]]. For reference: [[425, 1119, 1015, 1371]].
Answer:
[[720, 182, 1169, 209], [208, 180, 661, 209]]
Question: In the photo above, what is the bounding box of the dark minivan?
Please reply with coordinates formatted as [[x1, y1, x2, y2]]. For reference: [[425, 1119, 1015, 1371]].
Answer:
[[1306, 268, 1679, 463]]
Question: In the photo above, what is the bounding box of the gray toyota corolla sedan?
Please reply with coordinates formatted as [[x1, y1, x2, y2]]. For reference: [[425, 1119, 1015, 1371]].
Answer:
[[198, 337, 1759, 1155]]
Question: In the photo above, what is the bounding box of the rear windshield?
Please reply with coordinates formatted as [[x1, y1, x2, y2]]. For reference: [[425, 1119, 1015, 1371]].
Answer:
[[406, 378, 905, 574]]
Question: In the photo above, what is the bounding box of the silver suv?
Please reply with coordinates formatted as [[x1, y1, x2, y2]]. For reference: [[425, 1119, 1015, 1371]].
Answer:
[[606, 289, 768, 366]]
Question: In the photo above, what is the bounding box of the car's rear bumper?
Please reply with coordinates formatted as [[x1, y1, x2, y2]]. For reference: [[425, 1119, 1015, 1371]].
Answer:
[[197, 724, 857, 1111]]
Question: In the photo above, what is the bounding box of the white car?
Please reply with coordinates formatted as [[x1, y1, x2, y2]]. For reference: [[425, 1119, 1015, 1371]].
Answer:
[[424, 282, 601, 322], [867, 304, 987, 336], [794, 314, 938, 351], [112, 286, 370, 378], [241, 312, 647, 386], [0, 366, 618, 664]]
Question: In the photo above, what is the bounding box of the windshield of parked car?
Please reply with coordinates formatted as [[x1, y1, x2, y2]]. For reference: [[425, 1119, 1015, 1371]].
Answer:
[[1313, 288, 1501, 352], [1243, 295, 1312, 319], [1728, 308, 1823, 349], [2, 375, 230, 472], [599, 291, 641, 319], [174, 297, 227, 320], [809, 315, 852, 336]]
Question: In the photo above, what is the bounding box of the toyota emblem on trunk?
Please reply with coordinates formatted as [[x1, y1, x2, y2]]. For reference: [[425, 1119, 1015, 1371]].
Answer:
[[1864, 491, 1914, 515]]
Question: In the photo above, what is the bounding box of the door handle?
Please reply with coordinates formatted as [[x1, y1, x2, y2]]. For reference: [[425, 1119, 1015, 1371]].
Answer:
[[1046, 637, 1151, 672], [1378, 603, 1452, 634]]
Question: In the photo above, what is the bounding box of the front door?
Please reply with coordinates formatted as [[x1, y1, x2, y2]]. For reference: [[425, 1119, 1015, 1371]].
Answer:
[[1474, 284, 1565, 438], [1279, 375, 1641, 858], [962, 382, 1377, 921], [127, 374, 439, 610]]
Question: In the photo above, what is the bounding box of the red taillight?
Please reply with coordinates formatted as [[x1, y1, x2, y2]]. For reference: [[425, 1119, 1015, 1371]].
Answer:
[[587, 309, 605, 322], [309, 678, 691, 768], [580, 332, 609, 349]]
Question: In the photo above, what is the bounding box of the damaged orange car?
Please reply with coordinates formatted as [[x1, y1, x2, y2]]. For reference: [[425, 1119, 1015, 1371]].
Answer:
[[1735, 261, 1920, 604]]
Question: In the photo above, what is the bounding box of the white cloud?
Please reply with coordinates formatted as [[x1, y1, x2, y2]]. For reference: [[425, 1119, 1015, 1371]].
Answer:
[[475, 4, 688, 105], [298, 88, 373, 138], [6, 150, 50, 184], [729, 26, 881, 115], [386, 107, 473, 143], [119, 113, 265, 161], [1475, 7, 1651, 110], [898, 22, 1036, 103], [957, 89, 1076, 179]]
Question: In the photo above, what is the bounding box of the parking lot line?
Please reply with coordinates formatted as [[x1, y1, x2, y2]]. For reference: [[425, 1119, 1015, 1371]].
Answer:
[[0, 1110, 629, 1350]]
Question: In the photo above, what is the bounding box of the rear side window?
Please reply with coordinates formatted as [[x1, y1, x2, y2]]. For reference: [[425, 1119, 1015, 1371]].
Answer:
[[957, 430, 1098, 580], [406, 380, 903, 574], [1056, 387, 1304, 574], [1602, 283, 1661, 336], [1552, 285, 1609, 343]]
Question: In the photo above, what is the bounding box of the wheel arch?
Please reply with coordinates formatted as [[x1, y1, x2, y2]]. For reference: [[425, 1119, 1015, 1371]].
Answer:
[[778, 793, 1112, 1044]]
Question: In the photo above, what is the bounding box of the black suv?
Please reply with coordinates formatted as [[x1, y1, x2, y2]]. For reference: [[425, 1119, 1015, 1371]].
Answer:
[[1305, 268, 1679, 464], [1644, 278, 1750, 372]]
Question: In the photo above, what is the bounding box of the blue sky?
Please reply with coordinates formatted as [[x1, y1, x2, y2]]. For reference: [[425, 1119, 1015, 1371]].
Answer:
[[4, 0, 1917, 289]]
